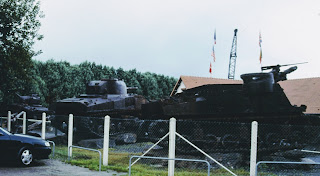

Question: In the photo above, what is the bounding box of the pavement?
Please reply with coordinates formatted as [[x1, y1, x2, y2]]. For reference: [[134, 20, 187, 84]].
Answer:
[[0, 159, 127, 176]]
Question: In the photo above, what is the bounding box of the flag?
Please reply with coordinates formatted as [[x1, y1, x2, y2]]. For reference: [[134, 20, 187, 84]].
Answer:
[[214, 29, 217, 44], [259, 31, 262, 47], [259, 48, 262, 64], [211, 45, 216, 62], [209, 62, 212, 74], [259, 31, 262, 63]]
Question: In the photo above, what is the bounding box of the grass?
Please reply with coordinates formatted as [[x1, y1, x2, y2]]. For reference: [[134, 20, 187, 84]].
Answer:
[[52, 145, 257, 175]]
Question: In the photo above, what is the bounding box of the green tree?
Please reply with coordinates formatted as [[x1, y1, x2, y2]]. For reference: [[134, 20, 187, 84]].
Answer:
[[140, 72, 159, 99], [78, 61, 94, 85], [27, 60, 48, 105], [0, 0, 43, 103], [39, 60, 74, 104]]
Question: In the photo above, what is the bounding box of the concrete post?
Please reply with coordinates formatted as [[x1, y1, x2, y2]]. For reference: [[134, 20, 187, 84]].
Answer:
[[7, 111, 11, 132], [22, 112, 27, 134], [168, 118, 176, 176], [103, 115, 110, 166], [68, 114, 74, 157], [250, 121, 258, 176], [41, 112, 46, 139]]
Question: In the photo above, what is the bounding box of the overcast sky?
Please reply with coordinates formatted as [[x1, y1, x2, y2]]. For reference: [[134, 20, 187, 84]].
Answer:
[[33, 0, 320, 80]]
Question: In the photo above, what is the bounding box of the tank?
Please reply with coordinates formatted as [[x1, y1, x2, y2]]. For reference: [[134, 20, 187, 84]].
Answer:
[[50, 78, 148, 139], [9, 94, 52, 117], [143, 67, 304, 119], [140, 65, 319, 152], [7, 94, 53, 134]]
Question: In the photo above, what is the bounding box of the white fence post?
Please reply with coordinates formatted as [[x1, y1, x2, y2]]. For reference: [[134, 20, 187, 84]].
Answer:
[[7, 111, 11, 132], [41, 112, 46, 139], [68, 114, 74, 157], [250, 121, 258, 176], [168, 117, 176, 176], [22, 111, 27, 134], [103, 115, 110, 166]]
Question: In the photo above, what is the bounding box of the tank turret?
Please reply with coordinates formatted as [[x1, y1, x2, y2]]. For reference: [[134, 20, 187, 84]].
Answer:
[[86, 79, 127, 95]]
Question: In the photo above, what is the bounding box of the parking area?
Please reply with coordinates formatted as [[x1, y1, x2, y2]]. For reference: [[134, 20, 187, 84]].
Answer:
[[0, 159, 126, 176]]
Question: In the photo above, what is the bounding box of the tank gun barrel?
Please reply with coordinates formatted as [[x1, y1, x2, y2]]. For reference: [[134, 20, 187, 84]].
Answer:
[[261, 62, 307, 71], [273, 66, 298, 82], [283, 66, 297, 75]]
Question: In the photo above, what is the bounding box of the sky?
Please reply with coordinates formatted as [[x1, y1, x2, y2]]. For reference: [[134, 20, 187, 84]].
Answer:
[[33, 0, 320, 80]]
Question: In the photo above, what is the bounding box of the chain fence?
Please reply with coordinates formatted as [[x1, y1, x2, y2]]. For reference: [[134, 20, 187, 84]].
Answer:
[[2, 112, 320, 175], [256, 123, 320, 175]]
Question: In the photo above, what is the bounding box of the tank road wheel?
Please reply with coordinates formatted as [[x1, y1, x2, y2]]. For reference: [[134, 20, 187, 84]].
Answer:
[[110, 122, 117, 135], [147, 121, 169, 139], [202, 134, 219, 151], [80, 117, 104, 138], [96, 124, 104, 137], [117, 122, 125, 132], [289, 131, 304, 147], [265, 133, 281, 146], [222, 134, 240, 148]]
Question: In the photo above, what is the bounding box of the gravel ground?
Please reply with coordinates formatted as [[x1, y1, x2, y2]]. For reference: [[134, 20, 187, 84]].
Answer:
[[0, 159, 127, 176]]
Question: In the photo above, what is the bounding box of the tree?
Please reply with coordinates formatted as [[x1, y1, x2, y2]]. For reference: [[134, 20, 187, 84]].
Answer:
[[39, 60, 75, 104], [0, 0, 43, 103], [140, 72, 159, 99]]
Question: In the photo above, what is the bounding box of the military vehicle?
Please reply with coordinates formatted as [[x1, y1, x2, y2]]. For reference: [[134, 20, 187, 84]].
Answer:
[[141, 64, 320, 152], [7, 94, 53, 134], [51, 64, 320, 152], [50, 78, 148, 140], [9, 94, 53, 117]]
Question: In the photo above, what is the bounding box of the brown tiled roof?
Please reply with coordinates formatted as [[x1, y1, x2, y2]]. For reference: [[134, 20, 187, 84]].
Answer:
[[171, 75, 320, 114], [279, 78, 320, 114], [180, 75, 242, 89], [170, 75, 242, 96]]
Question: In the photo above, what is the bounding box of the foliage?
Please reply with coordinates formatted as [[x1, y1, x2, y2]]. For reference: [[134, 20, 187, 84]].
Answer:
[[9, 60, 177, 105], [0, 0, 43, 104]]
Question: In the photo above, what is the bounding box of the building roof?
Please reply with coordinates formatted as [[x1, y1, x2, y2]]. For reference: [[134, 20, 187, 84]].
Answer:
[[279, 78, 320, 114], [171, 75, 320, 114], [170, 76, 242, 96], [181, 75, 242, 89]]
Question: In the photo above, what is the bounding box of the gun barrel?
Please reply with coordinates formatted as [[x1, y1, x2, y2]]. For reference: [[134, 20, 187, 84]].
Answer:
[[283, 66, 297, 74], [261, 62, 307, 71]]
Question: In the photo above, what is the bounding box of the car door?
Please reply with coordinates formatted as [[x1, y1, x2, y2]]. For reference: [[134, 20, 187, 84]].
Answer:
[[0, 128, 17, 161]]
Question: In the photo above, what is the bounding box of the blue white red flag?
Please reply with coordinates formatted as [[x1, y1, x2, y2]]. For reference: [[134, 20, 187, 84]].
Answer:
[[259, 32, 262, 63], [259, 32, 262, 47], [259, 48, 262, 64], [211, 45, 216, 62]]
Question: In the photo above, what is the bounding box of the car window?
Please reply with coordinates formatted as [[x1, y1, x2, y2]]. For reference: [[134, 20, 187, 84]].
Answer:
[[0, 127, 11, 135]]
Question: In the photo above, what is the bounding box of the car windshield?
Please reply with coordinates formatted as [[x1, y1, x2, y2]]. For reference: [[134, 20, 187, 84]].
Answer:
[[0, 127, 12, 135]]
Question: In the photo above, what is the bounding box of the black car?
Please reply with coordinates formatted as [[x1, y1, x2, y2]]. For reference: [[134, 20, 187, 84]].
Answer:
[[0, 127, 51, 166]]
